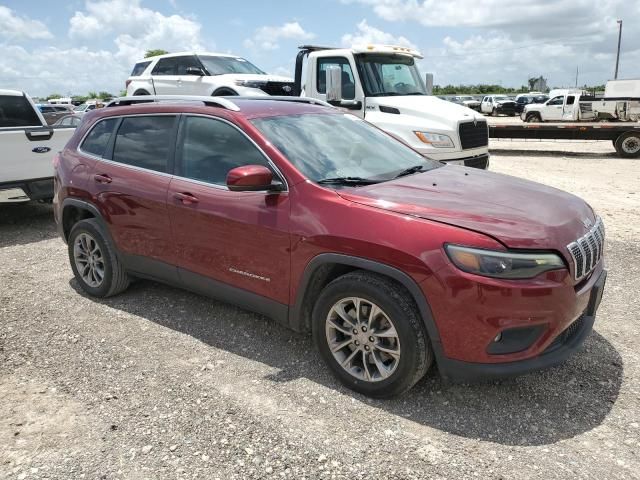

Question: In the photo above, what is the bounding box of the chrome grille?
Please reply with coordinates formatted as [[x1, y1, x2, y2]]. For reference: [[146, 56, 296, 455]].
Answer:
[[567, 217, 605, 280]]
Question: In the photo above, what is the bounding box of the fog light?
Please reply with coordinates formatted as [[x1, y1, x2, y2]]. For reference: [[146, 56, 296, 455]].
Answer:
[[494, 333, 502, 342]]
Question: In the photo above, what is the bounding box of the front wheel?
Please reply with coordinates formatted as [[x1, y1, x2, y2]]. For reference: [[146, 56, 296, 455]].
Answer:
[[525, 113, 541, 123], [491, 108, 498, 117], [312, 271, 432, 398]]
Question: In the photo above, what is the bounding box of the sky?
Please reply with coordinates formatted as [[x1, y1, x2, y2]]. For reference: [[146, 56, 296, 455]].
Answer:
[[1, 0, 638, 97]]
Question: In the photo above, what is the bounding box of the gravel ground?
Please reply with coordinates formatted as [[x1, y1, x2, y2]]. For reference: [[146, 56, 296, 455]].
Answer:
[[1, 142, 639, 479]]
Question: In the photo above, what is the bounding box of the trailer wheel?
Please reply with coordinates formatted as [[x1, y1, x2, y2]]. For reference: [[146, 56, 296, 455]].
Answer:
[[525, 113, 542, 123], [614, 132, 640, 158]]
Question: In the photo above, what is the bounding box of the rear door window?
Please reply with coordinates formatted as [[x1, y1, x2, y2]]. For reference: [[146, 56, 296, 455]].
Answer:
[[80, 118, 118, 157], [112, 116, 178, 173], [177, 116, 269, 185], [0, 95, 41, 128], [151, 57, 179, 76], [130, 61, 151, 76]]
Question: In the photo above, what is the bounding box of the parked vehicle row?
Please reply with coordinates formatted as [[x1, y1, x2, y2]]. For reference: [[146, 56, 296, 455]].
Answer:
[[53, 95, 606, 397], [124, 46, 490, 169], [480, 95, 517, 116], [37, 103, 74, 125]]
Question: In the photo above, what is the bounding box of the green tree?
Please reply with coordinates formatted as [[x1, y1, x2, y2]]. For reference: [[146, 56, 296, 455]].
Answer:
[[87, 91, 98, 99], [119, 89, 127, 97], [46, 93, 63, 100], [145, 49, 169, 58], [97, 91, 113, 100]]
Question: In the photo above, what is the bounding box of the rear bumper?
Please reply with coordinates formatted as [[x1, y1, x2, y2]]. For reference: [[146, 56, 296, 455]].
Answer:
[[0, 177, 53, 203], [436, 270, 607, 382]]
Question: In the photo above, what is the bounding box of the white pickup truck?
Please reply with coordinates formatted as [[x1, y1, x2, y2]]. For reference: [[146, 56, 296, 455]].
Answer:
[[294, 45, 489, 169], [522, 80, 640, 123], [0, 90, 76, 203]]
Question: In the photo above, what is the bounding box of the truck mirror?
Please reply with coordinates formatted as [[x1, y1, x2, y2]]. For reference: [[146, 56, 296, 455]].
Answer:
[[425, 73, 434, 95], [325, 65, 342, 103]]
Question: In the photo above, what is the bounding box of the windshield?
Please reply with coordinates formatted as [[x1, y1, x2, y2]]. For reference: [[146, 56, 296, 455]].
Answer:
[[251, 113, 441, 184], [494, 96, 510, 101], [198, 55, 266, 75], [74, 104, 88, 112], [460, 96, 475, 101], [355, 54, 427, 97]]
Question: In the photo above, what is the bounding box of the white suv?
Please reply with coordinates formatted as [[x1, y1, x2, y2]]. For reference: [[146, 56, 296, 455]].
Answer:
[[125, 52, 295, 97]]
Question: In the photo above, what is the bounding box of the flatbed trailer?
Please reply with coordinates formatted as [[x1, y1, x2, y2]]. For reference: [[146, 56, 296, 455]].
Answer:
[[489, 122, 640, 158]]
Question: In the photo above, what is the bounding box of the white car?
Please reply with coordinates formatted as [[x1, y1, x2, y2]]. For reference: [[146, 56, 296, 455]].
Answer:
[[125, 52, 295, 97]]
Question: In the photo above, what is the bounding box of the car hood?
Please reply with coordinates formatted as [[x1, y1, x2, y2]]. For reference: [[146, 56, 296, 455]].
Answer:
[[337, 165, 595, 249], [367, 95, 483, 126], [495, 100, 516, 105]]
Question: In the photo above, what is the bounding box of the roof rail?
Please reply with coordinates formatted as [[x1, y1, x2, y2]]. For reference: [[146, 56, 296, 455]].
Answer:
[[106, 95, 240, 111], [298, 45, 338, 52]]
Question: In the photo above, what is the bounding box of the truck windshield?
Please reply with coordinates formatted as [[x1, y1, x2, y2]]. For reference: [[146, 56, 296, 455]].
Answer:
[[355, 54, 427, 97], [251, 113, 441, 184], [198, 55, 266, 75]]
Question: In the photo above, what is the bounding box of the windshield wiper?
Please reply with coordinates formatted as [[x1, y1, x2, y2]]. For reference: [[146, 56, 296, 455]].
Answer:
[[405, 92, 426, 95], [317, 176, 379, 186], [394, 165, 426, 178]]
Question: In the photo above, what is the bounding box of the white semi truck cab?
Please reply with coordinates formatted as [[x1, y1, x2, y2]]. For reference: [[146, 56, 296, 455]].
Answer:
[[294, 45, 489, 169]]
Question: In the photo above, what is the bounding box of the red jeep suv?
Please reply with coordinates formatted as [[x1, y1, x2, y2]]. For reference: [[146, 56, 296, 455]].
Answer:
[[53, 96, 607, 397]]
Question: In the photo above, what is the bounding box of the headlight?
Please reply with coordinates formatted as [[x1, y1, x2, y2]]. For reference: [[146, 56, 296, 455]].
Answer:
[[234, 80, 267, 88], [445, 244, 565, 279], [414, 131, 454, 148]]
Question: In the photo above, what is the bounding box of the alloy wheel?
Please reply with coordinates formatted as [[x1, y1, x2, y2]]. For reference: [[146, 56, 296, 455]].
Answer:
[[73, 232, 105, 288], [325, 297, 401, 382]]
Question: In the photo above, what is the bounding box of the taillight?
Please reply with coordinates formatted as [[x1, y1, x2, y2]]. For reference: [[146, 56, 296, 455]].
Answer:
[[125, 79, 131, 89]]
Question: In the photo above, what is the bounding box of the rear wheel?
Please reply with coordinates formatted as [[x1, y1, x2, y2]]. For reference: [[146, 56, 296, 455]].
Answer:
[[614, 132, 640, 158], [312, 271, 432, 398], [491, 108, 498, 117], [133, 89, 150, 96], [68, 219, 130, 297]]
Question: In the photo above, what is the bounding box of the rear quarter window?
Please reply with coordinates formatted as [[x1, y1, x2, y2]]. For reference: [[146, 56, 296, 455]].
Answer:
[[130, 61, 151, 76], [0, 95, 41, 128], [80, 118, 118, 157]]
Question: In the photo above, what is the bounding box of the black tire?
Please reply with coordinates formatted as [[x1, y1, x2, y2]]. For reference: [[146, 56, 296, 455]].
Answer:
[[525, 113, 541, 123], [212, 89, 238, 96], [68, 219, 130, 298], [133, 90, 150, 96], [491, 108, 497, 117], [312, 271, 432, 398], [614, 132, 640, 158]]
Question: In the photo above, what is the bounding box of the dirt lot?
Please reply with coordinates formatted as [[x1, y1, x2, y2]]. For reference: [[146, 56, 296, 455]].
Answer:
[[1, 140, 639, 479]]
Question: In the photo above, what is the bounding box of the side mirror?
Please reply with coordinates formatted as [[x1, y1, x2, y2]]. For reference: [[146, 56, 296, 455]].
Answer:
[[226, 165, 282, 192], [325, 65, 342, 103], [186, 66, 205, 76]]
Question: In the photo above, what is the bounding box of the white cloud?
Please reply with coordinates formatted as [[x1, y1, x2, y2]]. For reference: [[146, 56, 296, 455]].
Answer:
[[346, 0, 640, 86], [0, 0, 209, 97], [341, 19, 416, 49], [243, 22, 315, 51], [0, 6, 53, 40], [69, 0, 204, 64]]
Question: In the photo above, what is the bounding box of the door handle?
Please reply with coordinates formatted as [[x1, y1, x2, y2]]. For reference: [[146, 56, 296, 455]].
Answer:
[[174, 192, 199, 205], [94, 174, 112, 184]]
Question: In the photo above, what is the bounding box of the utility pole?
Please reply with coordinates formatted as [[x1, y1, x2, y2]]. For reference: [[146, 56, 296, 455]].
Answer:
[[575, 66, 579, 87], [614, 19, 622, 79]]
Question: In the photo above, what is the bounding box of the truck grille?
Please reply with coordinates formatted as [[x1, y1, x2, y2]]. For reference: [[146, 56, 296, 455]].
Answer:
[[458, 120, 488, 149], [567, 217, 605, 280], [259, 82, 296, 96]]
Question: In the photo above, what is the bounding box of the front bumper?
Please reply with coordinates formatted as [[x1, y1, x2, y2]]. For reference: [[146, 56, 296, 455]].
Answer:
[[422, 260, 607, 381]]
